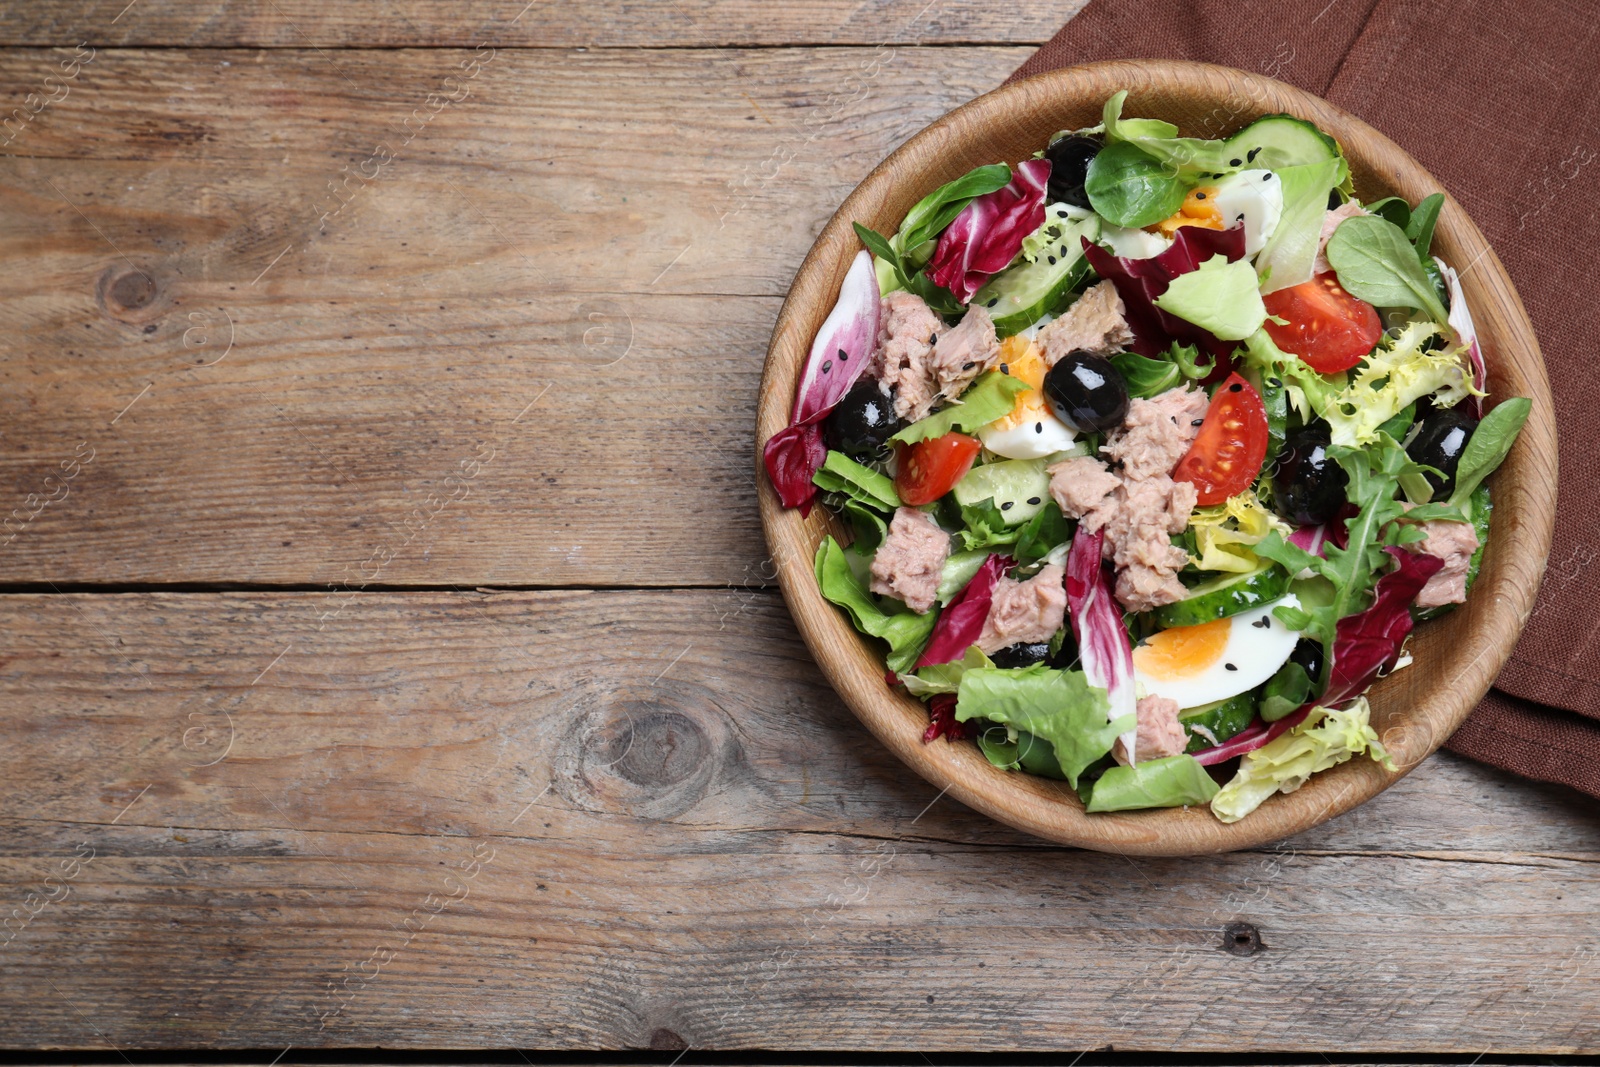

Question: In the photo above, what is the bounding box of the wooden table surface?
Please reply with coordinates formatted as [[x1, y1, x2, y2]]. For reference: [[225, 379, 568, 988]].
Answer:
[[1, 1, 1596, 1054]]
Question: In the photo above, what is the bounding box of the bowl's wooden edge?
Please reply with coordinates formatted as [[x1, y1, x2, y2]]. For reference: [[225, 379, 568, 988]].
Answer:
[[755, 59, 1556, 856]]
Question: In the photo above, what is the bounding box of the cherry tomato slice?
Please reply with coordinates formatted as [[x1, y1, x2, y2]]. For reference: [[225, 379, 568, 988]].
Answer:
[[895, 433, 981, 506], [1172, 374, 1269, 506], [1261, 271, 1383, 374]]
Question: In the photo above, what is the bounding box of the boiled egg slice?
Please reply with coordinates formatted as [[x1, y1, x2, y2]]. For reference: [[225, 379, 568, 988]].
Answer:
[[1209, 169, 1283, 256], [1132, 594, 1301, 710], [978, 336, 1077, 460]]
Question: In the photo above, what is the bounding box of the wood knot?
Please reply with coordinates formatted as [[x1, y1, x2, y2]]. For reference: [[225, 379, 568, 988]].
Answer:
[[648, 1028, 688, 1051], [606, 710, 707, 789], [1221, 922, 1266, 956], [97, 265, 165, 325], [553, 681, 740, 821]]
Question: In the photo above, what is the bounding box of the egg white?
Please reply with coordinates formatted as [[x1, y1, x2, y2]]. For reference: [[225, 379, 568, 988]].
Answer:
[[1210, 169, 1284, 256], [1134, 594, 1302, 710], [980, 410, 1077, 459]]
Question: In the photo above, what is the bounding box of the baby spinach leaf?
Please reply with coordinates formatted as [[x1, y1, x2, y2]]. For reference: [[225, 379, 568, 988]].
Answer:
[[1362, 196, 1412, 230], [1324, 214, 1451, 324], [1111, 352, 1182, 399], [898, 163, 1013, 254], [1084, 141, 1189, 229]]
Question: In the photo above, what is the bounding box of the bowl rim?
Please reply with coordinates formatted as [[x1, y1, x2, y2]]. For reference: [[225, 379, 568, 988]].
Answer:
[[755, 59, 1557, 856]]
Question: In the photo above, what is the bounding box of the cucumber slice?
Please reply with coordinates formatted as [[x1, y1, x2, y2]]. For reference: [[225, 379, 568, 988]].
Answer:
[[952, 458, 1049, 526], [1220, 115, 1342, 174], [1180, 691, 1257, 753], [972, 214, 1098, 338], [1154, 564, 1290, 629]]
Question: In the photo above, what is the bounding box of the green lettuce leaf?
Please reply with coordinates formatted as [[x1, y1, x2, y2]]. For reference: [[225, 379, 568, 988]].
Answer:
[[1256, 158, 1343, 294], [890, 371, 1031, 445], [814, 536, 938, 673], [812, 450, 901, 512], [954, 665, 1128, 787], [1210, 698, 1395, 823], [901, 644, 992, 697], [1083, 755, 1221, 812], [1153, 254, 1268, 340]]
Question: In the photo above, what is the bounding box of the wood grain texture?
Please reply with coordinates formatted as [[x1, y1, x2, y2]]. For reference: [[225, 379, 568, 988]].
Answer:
[[0, 1, 1089, 48], [0, 45, 1026, 585], [758, 61, 1557, 855], [0, 589, 1595, 1051]]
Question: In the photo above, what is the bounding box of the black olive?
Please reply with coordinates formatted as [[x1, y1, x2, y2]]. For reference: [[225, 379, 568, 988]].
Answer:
[[1043, 133, 1101, 209], [990, 642, 1052, 669], [1271, 420, 1348, 526], [1043, 350, 1129, 433], [1405, 405, 1478, 497], [821, 382, 905, 462], [1289, 638, 1325, 692]]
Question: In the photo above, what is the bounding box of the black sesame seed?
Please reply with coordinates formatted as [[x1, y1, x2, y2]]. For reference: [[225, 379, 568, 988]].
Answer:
[[1195, 191, 1207, 200], [1001, 501, 1014, 511], [929, 333, 937, 344], [1026, 496, 1040, 506], [987, 299, 999, 308], [1000, 363, 1009, 375], [1252, 616, 1271, 628], [1058, 245, 1067, 257], [1191, 418, 1205, 426], [962, 361, 976, 371], [1224, 662, 1238, 671], [1262, 172, 1273, 181], [822, 360, 832, 373], [1048, 255, 1057, 265], [1229, 157, 1242, 167], [1247, 147, 1261, 162], [1236, 213, 1245, 221], [838, 348, 847, 360], [1035, 421, 1043, 433], [1229, 382, 1243, 392]]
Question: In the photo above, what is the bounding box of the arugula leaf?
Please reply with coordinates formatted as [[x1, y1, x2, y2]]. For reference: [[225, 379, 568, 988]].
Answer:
[[1083, 755, 1220, 812], [890, 370, 1030, 445], [1153, 253, 1269, 340], [1324, 214, 1451, 324], [954, 664, 1128, 787], [814, 536, 938, 673], [853, 222, 910, 290], [1251, 433, 1444, 692], [1084, 141, 1189, 229], [1013, 502, 1071, 564], [812, 450, 901, 512], [956, 498, 1021, 552], [1447, 396, 1531, 508]]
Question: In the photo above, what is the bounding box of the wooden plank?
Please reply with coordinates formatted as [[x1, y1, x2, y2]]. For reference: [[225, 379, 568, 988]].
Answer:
[[1, 589, 1596, 1050], [0, 1, 1087, 48], [0, 45, 1029, 585]]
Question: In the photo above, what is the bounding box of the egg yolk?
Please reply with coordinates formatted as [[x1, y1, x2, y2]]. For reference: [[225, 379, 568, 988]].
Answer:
[[1133, 617, 1232, 680], [989, 337, 1050, 432], [1151, 185, 1224, 237]]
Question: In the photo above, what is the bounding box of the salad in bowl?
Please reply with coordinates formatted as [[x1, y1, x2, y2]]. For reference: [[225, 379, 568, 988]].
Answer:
[[762, 90, 1531, 824]]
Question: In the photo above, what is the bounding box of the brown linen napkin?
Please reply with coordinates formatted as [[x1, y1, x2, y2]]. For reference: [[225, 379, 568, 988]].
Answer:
[[1007, 0, 1600, 798]]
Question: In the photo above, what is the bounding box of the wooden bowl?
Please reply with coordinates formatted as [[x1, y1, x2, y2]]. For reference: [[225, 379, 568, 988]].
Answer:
[[755, 60, 1556, 855]]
